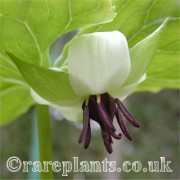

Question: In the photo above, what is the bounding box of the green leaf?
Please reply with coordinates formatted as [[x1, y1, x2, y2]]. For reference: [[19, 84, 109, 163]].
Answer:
[[125, 19, 168, 85], [0, 0, 116, 66], [0, 0, 116, 124], [79, 0, 180, 91], [6, 52, 81, 105], [136, 18, 180, 92], [0, 55, 34, 125], [0, 82, 34, 126], [80, 0, 178, 44]]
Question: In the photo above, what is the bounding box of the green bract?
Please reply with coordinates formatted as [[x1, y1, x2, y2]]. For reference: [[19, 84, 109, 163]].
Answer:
[[7, 19, 167, 122]]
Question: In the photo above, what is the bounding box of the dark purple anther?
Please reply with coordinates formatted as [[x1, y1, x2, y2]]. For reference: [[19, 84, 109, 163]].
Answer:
[[115, 110, 132, 141], [115, 98, 140, 128], [79, 93, 140, 153], [97, 102, 116, 132], [79, 105, 90, 143]]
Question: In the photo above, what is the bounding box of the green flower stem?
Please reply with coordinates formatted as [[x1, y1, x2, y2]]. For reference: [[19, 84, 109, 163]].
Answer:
[[36, 104, 53, 179]]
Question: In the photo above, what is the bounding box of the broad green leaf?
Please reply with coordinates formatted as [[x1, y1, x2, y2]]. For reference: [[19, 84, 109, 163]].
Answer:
[[79, 0, 180, 91], [136, 18, 180, 92], [0, 0, 116, 66], [124, 19, 168, 85], [6, 52, 81, 105], [0, 54, 34, 125], [0, 82, 34, 126], [80, 0, 178, 45], [0, 0, 116, 124]]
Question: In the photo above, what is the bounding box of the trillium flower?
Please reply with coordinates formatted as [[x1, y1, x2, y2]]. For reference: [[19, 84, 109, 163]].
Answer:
[[7, 21, 166, 153], [31, 31, 146, 153]]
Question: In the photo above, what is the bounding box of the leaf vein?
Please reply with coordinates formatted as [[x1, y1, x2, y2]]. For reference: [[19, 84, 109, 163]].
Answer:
[[0, 76, 27, 86], [0, 86, 28, 96]]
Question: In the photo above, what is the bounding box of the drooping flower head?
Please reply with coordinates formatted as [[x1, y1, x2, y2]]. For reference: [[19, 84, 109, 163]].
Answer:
[[31, 31, 146, 153], [6, 18, 166, 154], [65, 31, 144, 153]]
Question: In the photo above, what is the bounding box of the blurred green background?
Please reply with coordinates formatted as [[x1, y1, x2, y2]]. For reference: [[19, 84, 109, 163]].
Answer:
[[0, 89, 179, 179]]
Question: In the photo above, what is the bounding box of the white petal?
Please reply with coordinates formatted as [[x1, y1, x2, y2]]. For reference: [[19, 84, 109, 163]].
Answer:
[[68, 31, 131, 96], [52, 103, 83, 122], [109, 74, 146, 100], [30, 88, 50, 105], [30, 88, 83, 122]]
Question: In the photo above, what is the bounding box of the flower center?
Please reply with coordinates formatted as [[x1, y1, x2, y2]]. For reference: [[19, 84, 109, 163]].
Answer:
[[79, 93, 140, 153]]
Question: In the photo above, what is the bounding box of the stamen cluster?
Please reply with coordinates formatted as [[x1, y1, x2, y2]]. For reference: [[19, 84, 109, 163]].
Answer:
[[79, 93, 140, 153]]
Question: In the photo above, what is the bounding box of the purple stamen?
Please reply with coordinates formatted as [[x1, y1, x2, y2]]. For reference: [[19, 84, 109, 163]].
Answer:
[[97, 102, 116, 132], [115, 98, 140, 128], [109, 131, 122, 140], [115, 110, 132, 141], [101, 130, 113, 153], [84, 123, 91, 149], [79, 93, 140, 154], [79, 105, 89, 143]]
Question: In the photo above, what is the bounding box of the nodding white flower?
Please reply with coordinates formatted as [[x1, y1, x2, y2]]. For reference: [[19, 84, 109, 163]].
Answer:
[[32, 31, 146, 153]]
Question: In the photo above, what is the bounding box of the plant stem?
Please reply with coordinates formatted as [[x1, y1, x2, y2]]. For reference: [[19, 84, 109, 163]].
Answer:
[[37, 104, 53, 179], [28, 109, 40, 180]]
